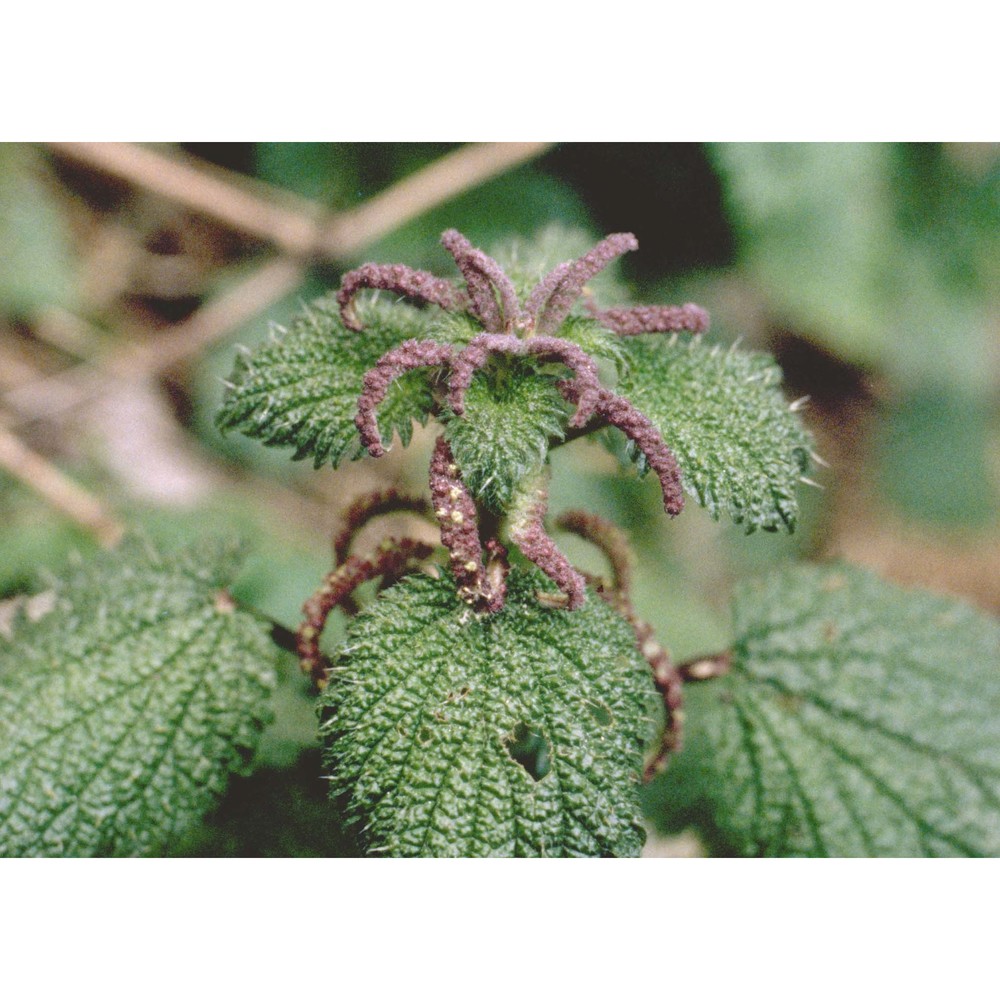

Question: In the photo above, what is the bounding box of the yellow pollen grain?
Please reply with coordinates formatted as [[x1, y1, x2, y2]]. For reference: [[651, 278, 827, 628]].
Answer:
[[450, 510, 464, 524]]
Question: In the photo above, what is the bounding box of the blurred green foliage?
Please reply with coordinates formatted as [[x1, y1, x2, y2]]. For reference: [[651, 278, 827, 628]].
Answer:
[[0, 146, 78, 315], [876, 387, 1000, 528], [711, 142, 1000, 395]]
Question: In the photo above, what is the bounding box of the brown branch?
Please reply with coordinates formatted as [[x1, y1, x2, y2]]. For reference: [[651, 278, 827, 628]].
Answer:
[[47, 143, 323, 258], [0, 419, 124, 547], [47, 142, 555, 264], [108, 257, 306, 378], [1, 259, 305, 429]]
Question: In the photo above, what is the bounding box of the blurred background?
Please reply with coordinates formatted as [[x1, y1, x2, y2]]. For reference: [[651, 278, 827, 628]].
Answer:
[[1, 142, 997, 855]]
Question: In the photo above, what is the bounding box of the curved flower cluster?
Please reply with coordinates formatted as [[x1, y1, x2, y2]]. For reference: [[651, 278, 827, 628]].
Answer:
[[339, 229, 708, 610], [297, 537, 435, 686], [429, 436, 506, 613]]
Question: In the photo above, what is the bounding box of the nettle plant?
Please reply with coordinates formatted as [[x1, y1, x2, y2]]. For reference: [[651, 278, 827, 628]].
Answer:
[[2, 229, 999, 858]]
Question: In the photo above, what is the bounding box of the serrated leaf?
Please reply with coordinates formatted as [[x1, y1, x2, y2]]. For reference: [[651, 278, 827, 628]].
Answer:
[[442, 358, 571, 509], [320, 570, 658, 857], [614, 337, 811, 532], [0, 539, 278, 857], [216, 297, 457, 467], [675, 564, 1000, 857]]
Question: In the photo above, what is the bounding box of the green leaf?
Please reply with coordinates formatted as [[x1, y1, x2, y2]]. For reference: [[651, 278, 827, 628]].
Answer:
[[614, 337, 812, 532], [442, 358, 571, 509], [674, 564, 1000, 857], [0, 539, 278, 857], [320, 569, 658, 857], [216, 296, 455, 467]]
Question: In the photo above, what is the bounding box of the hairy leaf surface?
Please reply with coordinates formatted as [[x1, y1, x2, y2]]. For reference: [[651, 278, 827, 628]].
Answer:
[[614, 337, 811, 531], [216, 297, 460, 467], [0, 539, 278, 857], [320, 570, 658, 857], [443, 359, 571, 509], [677, 564, 1000, 856]]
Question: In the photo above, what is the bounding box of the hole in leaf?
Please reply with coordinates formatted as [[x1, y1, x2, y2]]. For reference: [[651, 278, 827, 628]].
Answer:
[[585, 701, 613, 727], [503, 723, 552, 782]]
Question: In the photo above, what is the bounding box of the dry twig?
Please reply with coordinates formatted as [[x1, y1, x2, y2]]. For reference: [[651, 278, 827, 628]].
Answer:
[[0, 418, 124, 546], [48, 142, 555, 264]]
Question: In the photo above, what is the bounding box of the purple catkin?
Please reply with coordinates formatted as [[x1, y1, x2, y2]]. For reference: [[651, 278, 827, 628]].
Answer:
[[355, 340, 454, 456], [337, 263, 467, 331], [509, 479, 587, 610], [333, 488, 432, 565], [562, 384, 685, 516], [521, 336, 602, 427], [298, 539, 434, 686], [441, 230, 521, 333], [446, 333, 602, 427], [441, 229, 508, 333], [429, 436, 504, 611], [523, 260, 573, 330], [441, 230, 501, 331], [583, 577, 684, 774], [532, 233, 639, 334], [589, 302, 710, 337]]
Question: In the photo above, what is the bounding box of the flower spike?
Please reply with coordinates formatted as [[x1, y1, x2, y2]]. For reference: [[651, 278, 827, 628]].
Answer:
[[589, 302, 710, 337], [333, 488, 433, 565], [554, 510, 634, 598], [509, 473, 587, 610], [355, 340, 454, 456], [429, 436, 505, 612], [561, 383, 685, 516], [529, 232, 639, 334], [441, 229, 522, 333], [337, 263, 467, 331], [298, 538, 434, 686], [554, 509, 682, 773]]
